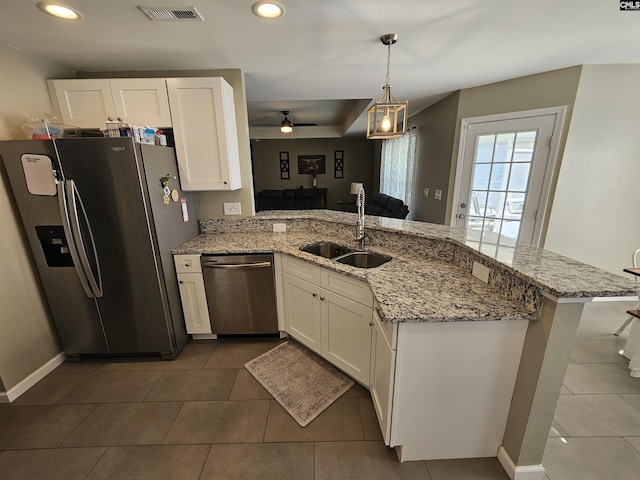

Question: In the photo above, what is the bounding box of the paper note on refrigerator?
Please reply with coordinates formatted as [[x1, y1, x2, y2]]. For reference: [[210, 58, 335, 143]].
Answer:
[[181, 198, 189, 223]]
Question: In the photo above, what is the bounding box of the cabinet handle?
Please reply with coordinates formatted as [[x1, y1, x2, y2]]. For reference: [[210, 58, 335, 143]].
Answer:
[[369, 321, 373, 327], [179, 280, 184, 284], [320, 296, 325, 301], [312, 293, 317, 297]]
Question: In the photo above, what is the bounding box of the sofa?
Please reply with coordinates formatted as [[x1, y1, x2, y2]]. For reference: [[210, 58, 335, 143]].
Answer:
[[341, 192, 409, 219]]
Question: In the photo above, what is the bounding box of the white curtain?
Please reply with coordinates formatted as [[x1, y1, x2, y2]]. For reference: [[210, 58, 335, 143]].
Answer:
[[380, 127, 418, 218]]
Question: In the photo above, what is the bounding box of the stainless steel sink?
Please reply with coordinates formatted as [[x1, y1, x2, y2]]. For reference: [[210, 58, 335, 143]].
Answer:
[[334, 251, 392, 268], [299, 241, 353, 259]]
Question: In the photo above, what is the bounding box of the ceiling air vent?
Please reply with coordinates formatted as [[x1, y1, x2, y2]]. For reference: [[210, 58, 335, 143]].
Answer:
[[138, 6, 204, 21]]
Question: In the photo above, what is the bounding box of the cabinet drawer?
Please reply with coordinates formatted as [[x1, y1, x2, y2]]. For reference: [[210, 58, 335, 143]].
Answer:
[[174, 254, 202, 274], [321, 270, 373, 307], [281, 255, 321, 284]]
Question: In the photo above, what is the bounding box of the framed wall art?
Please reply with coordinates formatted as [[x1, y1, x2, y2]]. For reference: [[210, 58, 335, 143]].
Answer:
[[279, 151, 290, 179], [297, 155, 326, 175], [334, 150, 344, 178]]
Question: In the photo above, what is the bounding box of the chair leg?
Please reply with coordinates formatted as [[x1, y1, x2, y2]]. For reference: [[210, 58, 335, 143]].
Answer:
[[616, 315, 634, 336]]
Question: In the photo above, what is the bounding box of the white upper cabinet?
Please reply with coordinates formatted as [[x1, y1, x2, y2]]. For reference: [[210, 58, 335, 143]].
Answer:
[[166, 77, 242, 191], [48, 78, 172, 128], [110, 79, 172, 127], [48, 79, 115, 128]]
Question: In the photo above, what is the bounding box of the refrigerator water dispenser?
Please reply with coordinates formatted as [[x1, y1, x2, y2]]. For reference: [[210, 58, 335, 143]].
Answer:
[[36, 225, 73, 267]]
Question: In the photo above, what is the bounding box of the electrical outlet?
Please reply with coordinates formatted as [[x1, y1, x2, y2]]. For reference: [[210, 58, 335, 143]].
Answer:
[[434, 189, 442, 201], [272, 223, 287, 233], [472, 261, 490, 284], [423, 187, 429, 198], [223, 202, 242, 215]]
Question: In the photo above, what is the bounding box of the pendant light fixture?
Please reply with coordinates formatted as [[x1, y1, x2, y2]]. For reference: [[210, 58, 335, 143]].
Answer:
[[366, 34, 408, 140], [280, 111, 293, 134]]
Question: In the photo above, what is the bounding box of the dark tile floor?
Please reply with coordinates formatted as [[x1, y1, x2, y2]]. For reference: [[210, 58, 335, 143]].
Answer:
[[0, 336, 509, 479], [7, 300, 637, 480]]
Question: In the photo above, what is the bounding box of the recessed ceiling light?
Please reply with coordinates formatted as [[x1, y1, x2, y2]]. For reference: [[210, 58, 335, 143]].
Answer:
[[252, 1, 285, 19], [38, 2, 83, 20]]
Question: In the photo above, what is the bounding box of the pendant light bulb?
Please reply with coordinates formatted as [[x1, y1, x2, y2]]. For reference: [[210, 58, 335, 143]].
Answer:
[[381, 110, 392, 132]]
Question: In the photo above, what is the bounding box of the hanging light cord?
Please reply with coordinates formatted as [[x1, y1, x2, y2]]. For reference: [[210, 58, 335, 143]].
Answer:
[[385, 43, 392, 87]]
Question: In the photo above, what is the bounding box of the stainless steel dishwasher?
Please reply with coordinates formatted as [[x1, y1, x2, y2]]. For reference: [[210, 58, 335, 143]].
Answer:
[[200, 254, 278, 334]]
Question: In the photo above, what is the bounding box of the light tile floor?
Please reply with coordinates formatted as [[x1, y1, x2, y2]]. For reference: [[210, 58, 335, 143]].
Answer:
[[0, 301, 638, 479], [542, 300, 640, 480]]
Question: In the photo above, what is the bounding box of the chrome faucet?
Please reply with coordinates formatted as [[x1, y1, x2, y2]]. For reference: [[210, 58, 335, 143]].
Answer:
[[354, 184, 365, 249]]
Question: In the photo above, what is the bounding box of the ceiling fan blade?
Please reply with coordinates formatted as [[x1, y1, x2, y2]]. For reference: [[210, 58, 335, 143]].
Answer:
[[251, 122, 318, 127]]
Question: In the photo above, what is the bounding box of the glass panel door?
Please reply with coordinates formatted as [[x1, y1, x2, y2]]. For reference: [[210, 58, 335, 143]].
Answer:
[[468, 130, 535, 240], [453, 111, 561, 247]]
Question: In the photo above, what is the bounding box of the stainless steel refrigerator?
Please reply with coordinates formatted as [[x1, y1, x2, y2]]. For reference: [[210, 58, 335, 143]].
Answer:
[[0, 138, 198, 359]]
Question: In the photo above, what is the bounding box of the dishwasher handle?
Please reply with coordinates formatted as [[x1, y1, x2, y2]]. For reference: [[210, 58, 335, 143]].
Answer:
[[201, 261, 272, 269]]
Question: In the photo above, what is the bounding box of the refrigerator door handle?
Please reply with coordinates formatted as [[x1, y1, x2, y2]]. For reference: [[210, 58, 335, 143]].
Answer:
[[66, 180, 104, 298], [57, 180, 94, 297]]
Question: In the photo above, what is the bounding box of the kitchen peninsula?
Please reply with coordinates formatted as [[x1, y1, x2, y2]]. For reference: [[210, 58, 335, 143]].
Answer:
[[174, 210, 638, 480]]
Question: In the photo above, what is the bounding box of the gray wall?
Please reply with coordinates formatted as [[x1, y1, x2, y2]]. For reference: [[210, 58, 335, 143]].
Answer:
[[407, 92, 460, 223], [451, 66, 583, 230], [544, 64, 640, 275], [0, 44, 68, 395], [410, 64, 638, 275], [251, 137, 377, 210]]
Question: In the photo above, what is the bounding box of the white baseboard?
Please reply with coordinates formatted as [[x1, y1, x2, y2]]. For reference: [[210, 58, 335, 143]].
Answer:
[[192, 333, 217, 340], [498, 446, 546, 480], [0, 352, 66, 403]]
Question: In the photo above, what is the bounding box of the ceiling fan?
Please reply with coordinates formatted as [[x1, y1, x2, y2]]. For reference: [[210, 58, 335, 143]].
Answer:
[[253, 111, 318, 133]]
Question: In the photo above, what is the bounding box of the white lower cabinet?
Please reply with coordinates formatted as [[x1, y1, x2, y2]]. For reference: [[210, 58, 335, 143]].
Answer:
[[282, 272, 321, 351], [281, 256, 373, 386], [174, 254, 212, 335], [370, 307, 396, 444], [321, 289, 372, 385]]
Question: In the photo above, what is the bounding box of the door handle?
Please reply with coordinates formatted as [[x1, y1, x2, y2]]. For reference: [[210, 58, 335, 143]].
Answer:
[[201, 261, 272, 269], [67, 180, 103, 297], [58, 181, 93, 297]]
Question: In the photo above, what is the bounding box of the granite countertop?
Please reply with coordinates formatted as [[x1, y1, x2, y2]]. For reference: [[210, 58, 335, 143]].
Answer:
[[173, 210, 638, 324], [175, 230, 536, 323]]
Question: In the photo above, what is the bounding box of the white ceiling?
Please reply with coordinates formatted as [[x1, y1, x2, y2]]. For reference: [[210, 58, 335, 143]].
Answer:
[[2, 1, 640, 138]]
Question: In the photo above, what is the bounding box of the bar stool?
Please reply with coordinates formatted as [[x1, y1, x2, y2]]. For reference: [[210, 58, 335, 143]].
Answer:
[[615, 248, 640, 336]]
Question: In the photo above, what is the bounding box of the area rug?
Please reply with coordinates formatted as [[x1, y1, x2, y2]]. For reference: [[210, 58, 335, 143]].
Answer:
[[244, 340, 354, 427]]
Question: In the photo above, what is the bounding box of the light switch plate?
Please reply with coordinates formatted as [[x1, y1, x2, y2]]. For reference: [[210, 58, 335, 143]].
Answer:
[[223, 202, 242, 215], [472, 261, 490, 284]]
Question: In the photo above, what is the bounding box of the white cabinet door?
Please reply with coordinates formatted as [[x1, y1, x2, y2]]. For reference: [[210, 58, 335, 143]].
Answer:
[[282, 272, 321, 351], [49, 78, 172, 128], [49, 79, 116, 128], [370, 308, 396, 444], [166, 77, 242, 191], [110, 78, 172, 127], [176, 273, 212, 334], [321, 289, 372, 385]]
